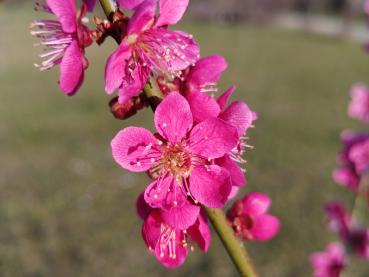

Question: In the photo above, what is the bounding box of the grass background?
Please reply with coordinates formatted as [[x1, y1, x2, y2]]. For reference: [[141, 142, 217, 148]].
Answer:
[[1, 2, 369, 276]]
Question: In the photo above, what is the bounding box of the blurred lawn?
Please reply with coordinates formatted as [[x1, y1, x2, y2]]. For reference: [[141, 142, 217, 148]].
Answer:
[[1, 3, 369, 277]]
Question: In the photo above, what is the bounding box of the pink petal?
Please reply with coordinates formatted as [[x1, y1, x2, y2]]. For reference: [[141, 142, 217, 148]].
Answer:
[[104, 42, 132, 94], [227, 186, 240, 200], [46, 0, 77, 33], [136, 192, 152, 220], [154, 230, 188, 268], [187, 91, 220, 122], [59, 40, 84, 95], [111, 127, 160, 172], [117, 63, 150, 104], [219, 101, 256, 136], [188, 213, 211, 252], [142, 210, 162, 251], [216, 155, 247, 187], [242, 192, 271, 216], [155, 0, 189, 27], [161, 201, 200, 230], [155, 92, 193, 143], [119, 0, 145, 10], [144, 176, 175, 209], [127, 0, 156, 35], [217, 85, 236, 110], [332, 167, 360, 191], [189, 118, 238, 159], [186, 55, 228, 92], [189, 165, 232, 208], [83, 0, 97, 12], [250, 215, 280, 241]]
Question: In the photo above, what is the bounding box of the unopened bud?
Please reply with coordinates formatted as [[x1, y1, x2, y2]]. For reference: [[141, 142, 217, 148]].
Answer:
[[109, 94, 149, 120]]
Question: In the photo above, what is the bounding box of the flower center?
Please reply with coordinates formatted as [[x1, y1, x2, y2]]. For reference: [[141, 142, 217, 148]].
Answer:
[[162, 144, 192, 177]]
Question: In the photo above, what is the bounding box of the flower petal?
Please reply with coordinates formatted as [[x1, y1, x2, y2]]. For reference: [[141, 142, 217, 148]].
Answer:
[[117, 63, 150, 104], [155, 92, 193, 143], [127, 0, 156, 35], [144, 176, 174, 209], [119, 0, 145, 10], [242, 192, 271, 216], [188, 212, 211, 252], [111, 127, 160, 172], [104, 42, 132, 94], [250, 215, 280, 241], [136, 192, 152, 220], [219, 101, 256, 136], [161, 200, 200, 230], [189, 118, 238, 159], [216, 155, 247, 187], [155, 0, 189, 27], [46, 0, 77, 33], [189, 165, 231, 208], [217, 85, 236, 110], [154, 230, 188, 268], [142, 210, 162, 251], [187, 91, 220, 122], [186, 55, 228, 92], [227, 186, 240, 200], [59, 40, 84, 95]]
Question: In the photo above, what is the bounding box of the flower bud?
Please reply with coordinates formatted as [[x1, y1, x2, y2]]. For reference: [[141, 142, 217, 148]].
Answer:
[[109, 94, 149, 120]]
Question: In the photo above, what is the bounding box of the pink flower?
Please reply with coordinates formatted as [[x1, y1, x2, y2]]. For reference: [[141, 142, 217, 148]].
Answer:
[[349, 139, 369, 174], [310, 242, 346, 277], [111, 92, 238, 229], [333, 131, 369, 191], [141, 209, 210, 268], [348, 84, 369, 123], [226, 192, 280, 241], [31, 0, 93, 95], [105, 0, 199, 104], [325, 201, 369, 260]]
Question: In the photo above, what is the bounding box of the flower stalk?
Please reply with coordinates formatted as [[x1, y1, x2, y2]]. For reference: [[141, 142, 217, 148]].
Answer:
[[98, 0, 259, 275]]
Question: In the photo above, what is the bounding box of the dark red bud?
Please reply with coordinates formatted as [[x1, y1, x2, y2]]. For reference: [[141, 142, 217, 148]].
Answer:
[[109, 94, 149, 120]]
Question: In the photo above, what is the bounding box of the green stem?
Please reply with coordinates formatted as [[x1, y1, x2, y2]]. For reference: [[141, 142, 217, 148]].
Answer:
[[99, 0, 116, 19], [205, 207, 258, 277], [98, 1, 258, 276]]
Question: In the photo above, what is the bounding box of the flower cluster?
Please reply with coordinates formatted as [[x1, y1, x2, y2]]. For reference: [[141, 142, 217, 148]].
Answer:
[[31, 0, 280, 269], [311, 61, 369, 277]]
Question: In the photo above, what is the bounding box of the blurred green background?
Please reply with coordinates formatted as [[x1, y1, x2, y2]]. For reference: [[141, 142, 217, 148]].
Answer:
[[1, 1, 369, 276]]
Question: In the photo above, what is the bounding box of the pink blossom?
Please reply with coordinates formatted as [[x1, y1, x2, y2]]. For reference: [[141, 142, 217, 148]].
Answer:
[[111, 92, 238, 229], [333, 131, 369, 191], [348, 84, 369, 123], [31, 0, 93, 95], [141, 209, 210, 268], [310, 242, 346, 277], [105, 0, 199, 104], [325, 201, 369, 260], [226, 192, 280, 241], [349, 139, 369, 174]]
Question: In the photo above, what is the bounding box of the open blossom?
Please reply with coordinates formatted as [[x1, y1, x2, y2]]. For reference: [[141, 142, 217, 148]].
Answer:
[[105, 0, 200, 104], [333, 131, 369, 191], [310, 242, 346, 277], [111, 92, 238, 229], [325, 201, 369, 260], [227, 192, 280, 241], [31, 0, 93, 95], [349, 139, 369, 175], [348, 84, 369, 123], [141, 209, 210, 268]]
